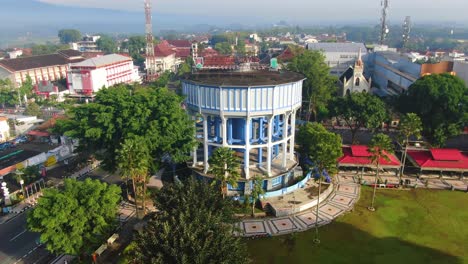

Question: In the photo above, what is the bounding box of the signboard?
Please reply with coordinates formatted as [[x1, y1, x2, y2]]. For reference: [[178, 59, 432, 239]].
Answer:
[[270, 58, 278, 69]]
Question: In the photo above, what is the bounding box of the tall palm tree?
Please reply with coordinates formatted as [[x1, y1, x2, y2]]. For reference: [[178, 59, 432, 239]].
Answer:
[[117, 136, 150, 218], [398, 113, 422, 181], [209, 147, 240, 199], [367, 133, 393, 212]]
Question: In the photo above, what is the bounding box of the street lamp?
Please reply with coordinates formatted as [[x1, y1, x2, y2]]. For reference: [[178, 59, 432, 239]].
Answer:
[[19, 179, 25, 200]]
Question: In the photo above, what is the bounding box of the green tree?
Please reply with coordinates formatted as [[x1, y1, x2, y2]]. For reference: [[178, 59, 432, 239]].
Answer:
[[0, 78, 17, 108], [121, 36, 146, 67], [24, 102, 41, 117], [367, 133, 393, 211], [214, 42, 232, 55], [209, 147, 240, 199], [329, 92, 388, 144], [127, 178, 248, 264], [97, 35, 118, 54], [398, 73, 467, 146], [54, 85, 196, 172], [249, 176, 265, 217], [236, 39, 246, 55], [287, 49, 337, 121], [27, 178, 121, 256], [58, 29, 82, 44], [398, 113, 422, 179], [297, 122, 342, 242], [117, 136, 150, 218]]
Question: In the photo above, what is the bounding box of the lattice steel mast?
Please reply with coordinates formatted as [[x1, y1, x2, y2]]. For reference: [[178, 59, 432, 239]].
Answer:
[[380, 0, 389, 45], [145, 0, 156, 80]]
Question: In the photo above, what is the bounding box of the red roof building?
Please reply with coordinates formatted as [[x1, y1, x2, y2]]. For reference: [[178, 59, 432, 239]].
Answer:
[[202, 56, 237, 69], [201, 47, 219, 57], [338, 145, 401, 169], [407, 149, 468, 172], [166, 40, 192, 49]]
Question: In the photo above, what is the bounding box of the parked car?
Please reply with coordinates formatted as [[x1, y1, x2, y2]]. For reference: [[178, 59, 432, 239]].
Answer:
[[13, 135, 29, 145], [0, 142, 14, 151]]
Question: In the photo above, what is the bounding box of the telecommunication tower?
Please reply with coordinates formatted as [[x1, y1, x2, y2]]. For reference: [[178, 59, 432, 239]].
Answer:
[[380, 0, 389, 45], [145, 0, 156, 80], [402, 16, 411, 49]]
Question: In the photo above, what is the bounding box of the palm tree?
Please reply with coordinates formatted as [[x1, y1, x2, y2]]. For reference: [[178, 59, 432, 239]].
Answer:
[[117, 136, 150, 218], [297, 123, 342, 243], [209, 147, 240, 199], [398, 113, 422, 181], [367, 133, 393, 212], [250, 176, 265, 217]]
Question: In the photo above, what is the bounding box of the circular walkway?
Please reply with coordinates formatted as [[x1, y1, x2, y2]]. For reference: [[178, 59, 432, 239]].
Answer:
[[235, 175, 360, 237]]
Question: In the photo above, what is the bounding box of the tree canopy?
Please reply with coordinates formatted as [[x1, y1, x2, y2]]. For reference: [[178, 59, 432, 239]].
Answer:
[[58, 29, 82, 44], [24, 102, 41, 117], [287, 49, 337, 121], [398, 73, 467, 146], [55, 85, 196, 171], [214, 42, 232, 55], [297, 122, 343, 175], [209, 147, 241, 198], [127, 178, 248, 264], [121, 36, 146, 67], [329, 92, 388, 144], [27, 178, 121, 256], [97, 35, 118, 54]]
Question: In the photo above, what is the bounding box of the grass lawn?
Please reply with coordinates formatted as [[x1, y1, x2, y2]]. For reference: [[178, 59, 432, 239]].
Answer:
[[247, 187, 468, 264]]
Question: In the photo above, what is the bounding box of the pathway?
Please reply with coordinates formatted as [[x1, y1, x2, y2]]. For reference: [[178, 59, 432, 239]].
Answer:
[[236, 175, 360, 237]]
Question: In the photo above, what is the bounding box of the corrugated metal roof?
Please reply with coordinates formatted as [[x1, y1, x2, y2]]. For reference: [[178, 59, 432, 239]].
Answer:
[[71, 54, 131, 68], [307, 42, 367, 53]]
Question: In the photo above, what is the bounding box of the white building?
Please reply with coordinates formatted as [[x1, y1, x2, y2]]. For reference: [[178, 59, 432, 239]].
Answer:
[[307, 42, 367, 75], [70, 35, 101, 52], [339, 51, 372, 96], [8, 49, 23, 59], [68, 54, 140, 96], [0, 117, 10, 142]]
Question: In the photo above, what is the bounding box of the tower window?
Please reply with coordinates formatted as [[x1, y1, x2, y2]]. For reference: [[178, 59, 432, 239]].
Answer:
[[355, 78, 360, 86]]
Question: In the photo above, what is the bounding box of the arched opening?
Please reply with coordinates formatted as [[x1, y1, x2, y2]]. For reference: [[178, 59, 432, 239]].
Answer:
[[345, 89, 351, 96], [355, 77, 360, 86]]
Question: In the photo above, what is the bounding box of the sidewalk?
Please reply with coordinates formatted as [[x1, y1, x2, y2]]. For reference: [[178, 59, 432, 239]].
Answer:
[[235, 175, 361, 237]]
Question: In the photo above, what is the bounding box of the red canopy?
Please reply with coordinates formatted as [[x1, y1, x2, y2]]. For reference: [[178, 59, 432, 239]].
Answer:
[[338, 145, 401, 168], [407, 149, 468, 171], [27, 130, 50, 137]]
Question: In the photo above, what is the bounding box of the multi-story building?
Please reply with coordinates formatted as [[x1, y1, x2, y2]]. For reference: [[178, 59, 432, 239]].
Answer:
[[0, 50, 84, 87], [369, 51, 455, 96], [70, 35, 101, 52], [307, 42, 367, 76], [67, 54, 140, 96], [182, 70, 305, 195]]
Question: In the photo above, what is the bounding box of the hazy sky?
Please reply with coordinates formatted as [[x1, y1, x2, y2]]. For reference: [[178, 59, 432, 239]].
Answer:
[[37, 0, 468, 24], [35, 0, 468, 22]]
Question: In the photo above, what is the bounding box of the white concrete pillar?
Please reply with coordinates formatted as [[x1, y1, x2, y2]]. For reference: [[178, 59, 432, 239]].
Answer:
[[290, 110, 296, 161], [192, 147, 197, 165], [203, 115, 209, 173], [222, 116, 227, 147], [267, 115, 274, 176], [245, 118, 251, 180], [282, 113, 290, 168]]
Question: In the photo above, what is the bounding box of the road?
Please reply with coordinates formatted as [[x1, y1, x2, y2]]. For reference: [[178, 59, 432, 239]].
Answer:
[[0, 212, 52, 264]]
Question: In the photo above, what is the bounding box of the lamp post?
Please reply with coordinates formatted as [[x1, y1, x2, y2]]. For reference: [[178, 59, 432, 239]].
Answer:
[[19, 179, 25, 200], [2, 182, 11, 206]]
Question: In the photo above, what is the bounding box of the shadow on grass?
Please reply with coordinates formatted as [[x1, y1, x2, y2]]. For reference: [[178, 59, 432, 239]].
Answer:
[[247, 222, 462, 264]]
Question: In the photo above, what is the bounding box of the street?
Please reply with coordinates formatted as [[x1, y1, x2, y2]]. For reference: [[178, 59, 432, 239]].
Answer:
[[0, 212, 52, 264]]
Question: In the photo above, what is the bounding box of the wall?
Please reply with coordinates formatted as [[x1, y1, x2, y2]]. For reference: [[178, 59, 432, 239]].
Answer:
[[420, 61, 454, 76], [453, 61, 468, 86]]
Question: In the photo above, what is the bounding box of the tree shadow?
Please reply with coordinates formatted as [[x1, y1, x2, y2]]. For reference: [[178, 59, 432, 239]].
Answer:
[[248, 222, 463, 264]]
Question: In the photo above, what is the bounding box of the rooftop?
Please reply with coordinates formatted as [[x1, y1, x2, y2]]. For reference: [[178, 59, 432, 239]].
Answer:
[[183, 70, 305, 86], [71, 54, 131, 68], [0, 51, 84, 72], [307, 42, 367, 53], [407, 149, 468, 171], [338, 145, 401, 169]]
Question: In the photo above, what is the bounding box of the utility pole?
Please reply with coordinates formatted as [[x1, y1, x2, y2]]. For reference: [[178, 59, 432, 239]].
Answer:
[[380, 0, 389, 45], [145, 0, 156, 81]]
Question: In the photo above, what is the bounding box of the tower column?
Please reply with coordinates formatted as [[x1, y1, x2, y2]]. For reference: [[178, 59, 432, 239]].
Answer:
[[203, 115, 209, 173], [222, 116, 227, 147], [290, 110, 296, 161], [267, 115, 274, 176], [244, 118, 251, 180], [282, 113, 290, 168]]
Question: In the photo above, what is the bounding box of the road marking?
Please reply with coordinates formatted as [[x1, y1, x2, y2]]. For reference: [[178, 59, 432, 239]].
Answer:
[[9, 230, 27, 242], [12, 244, 41, 264]]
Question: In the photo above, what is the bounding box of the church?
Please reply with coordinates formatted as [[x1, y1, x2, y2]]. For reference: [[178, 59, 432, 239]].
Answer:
[[338, 50, 372, 96]]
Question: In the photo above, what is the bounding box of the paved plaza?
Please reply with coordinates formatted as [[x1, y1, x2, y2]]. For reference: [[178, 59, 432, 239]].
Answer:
[[236, 175, 360, 237]]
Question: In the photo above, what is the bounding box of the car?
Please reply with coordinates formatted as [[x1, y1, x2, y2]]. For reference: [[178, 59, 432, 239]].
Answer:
[[13, 135, 29, 144], [0, 142, 14, 151]]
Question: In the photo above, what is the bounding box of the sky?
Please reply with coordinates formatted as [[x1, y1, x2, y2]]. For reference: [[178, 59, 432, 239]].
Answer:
[[36, 0, 468, 24]]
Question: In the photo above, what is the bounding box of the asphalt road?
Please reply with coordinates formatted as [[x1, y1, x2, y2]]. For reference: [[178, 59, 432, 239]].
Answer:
[[0, 212, 51, 264]]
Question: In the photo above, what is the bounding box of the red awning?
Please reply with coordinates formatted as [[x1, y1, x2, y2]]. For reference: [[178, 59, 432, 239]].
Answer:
[[338, 146, 401, 168], [430, 149, 463, 161], [407, 149, 468, 171], [27, 130, 50, 137]]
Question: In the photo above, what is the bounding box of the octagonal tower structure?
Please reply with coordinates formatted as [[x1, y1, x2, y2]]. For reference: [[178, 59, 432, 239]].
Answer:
[[182, 71, 305, 195]]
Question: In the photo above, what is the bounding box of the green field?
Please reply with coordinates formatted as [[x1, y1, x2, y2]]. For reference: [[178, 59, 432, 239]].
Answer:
[[248, 187, 468, 264]]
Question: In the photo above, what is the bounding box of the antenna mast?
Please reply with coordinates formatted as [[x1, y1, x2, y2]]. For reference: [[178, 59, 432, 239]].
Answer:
[[380, 0, 389, 45], [145, 0, 156, 80], [402, 16, 411, 50]]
